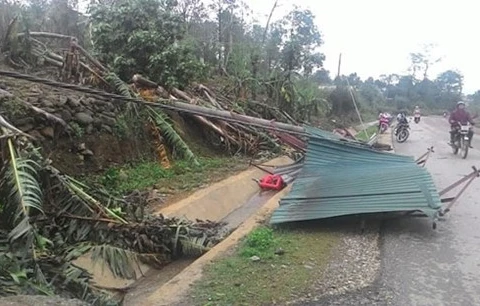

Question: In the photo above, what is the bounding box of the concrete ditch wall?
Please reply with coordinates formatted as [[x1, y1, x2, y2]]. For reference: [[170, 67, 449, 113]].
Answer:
[[73, 156, 292, 291]]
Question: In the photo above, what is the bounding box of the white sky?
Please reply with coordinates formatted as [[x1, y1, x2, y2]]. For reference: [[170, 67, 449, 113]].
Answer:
[[78, 0, 479, 93], [246, 0, 478, 93]]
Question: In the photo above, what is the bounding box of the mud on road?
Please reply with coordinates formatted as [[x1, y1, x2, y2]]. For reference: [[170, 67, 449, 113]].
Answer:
[[302, 116, 480, 306]]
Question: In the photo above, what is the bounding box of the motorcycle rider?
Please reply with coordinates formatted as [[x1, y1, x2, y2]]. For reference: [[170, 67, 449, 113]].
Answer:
[[396, 112, 408, 124], [414, 106, 421, 116], [449, 101, 474, 148]]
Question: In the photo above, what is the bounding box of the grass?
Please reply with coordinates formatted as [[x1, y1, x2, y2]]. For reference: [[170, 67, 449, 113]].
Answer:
[[355, 124, 378, 142], [90, 156, 247, 195], [190, 226, 339, 306]]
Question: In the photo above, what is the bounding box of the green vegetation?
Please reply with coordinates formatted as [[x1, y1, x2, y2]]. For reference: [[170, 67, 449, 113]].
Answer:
[[2, 0, 475, 130], [68, 122, 84, 138], [190, 226, 339, 306], [355, 124, 378, 142], [2, 1, 480, 304], [94, 156, 245, 195]]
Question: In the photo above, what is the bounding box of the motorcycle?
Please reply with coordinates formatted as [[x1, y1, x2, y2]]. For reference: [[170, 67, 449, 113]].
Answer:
[[414, 113, 421, 124], [451, 123, 472, 159], [394, 121, 410, 143], [378, 116, 390, 134]]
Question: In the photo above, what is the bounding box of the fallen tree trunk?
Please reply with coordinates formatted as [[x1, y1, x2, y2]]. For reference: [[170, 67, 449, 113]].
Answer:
[[133, 74, 159, 88], [0, 70, 307, 135], [71, 41, 107, 72], [17, 32, 72, 40]]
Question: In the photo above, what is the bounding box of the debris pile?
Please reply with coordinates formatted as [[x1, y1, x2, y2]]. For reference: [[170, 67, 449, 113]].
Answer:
[[2, 28, 306, 162]]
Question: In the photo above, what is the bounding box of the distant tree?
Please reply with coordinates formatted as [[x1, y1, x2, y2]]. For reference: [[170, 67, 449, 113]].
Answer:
[[469, 90, 480, 104], [409, 43, 442, 80], [435, 70, 464, 94], [345, 72, 362, 87], [312, 68, 331, 84], [276, 7, 324, 75]]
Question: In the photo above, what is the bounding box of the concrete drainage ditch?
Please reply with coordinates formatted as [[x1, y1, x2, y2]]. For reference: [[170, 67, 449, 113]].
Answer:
[[74, 156, 292, 305]]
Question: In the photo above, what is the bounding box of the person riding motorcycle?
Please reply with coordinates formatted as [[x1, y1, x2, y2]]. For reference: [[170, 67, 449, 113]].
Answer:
[[449, 101, 474, 148], [414, 106, 421, 116], [396, 112, 408, 124]]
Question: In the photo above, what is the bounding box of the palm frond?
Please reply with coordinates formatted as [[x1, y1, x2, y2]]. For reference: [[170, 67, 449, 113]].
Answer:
[[54, 261, 118, 305], [105, 72, 139, 116], [179, 235, 210, 257], [0, 138, 43, 245], [90, 244, 141, 280], [45, 167, 128, 225], [147, 107, 199, 166], [105, 72, 134, 98]]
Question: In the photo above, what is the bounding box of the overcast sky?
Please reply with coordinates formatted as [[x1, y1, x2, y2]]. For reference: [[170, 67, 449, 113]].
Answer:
[[244, 0, 479, 93]]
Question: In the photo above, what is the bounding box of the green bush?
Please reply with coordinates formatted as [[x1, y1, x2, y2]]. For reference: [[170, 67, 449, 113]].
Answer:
[[240, 227, 275, 258]]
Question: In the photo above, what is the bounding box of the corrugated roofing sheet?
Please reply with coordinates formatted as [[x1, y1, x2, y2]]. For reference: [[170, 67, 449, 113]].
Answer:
[[270, 126, 441, 224]]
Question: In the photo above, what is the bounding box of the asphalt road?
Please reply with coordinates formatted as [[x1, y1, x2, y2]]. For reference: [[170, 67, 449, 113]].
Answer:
[[312, 116, 480, 306]]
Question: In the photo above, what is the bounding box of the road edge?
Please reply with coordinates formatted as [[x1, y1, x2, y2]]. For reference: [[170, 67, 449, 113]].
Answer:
[[141, 185, 292, 306]]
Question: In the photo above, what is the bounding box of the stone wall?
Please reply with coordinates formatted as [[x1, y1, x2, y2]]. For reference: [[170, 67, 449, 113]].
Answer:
[[0, 79, 154, 175], [7, 83, 121, 139]]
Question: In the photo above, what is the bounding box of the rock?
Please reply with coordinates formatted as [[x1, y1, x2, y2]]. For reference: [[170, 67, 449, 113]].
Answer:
[[14, 117, 34, 126], [0, 82, 6, 89], [67, 98, 81, 109], [40, 126, 55, 139], [40, 98, 54, 108], [93, 118, 103, 128], [85, 97, 97, 105], [75, 112, 94, 125], [80, 97, 93, 106], [304, 265, 314, 270], [28, 130, 44, 140], [101, 124, 113, 133], [99, 114, 117, 127], [102, 111, 116, 117], [19, 124, 35, 132], [83, 109, 94, 116], [76, 143, 87, 151], [59, 109, 73, 122], [55, 96, 68, 107], [30, 85, 42, 94], [275, 248, 285, 255], [80, 149, 94, 156], [105, 102, 115, 111], [85, 124, 94, 134], [250, 256, 261, 262]]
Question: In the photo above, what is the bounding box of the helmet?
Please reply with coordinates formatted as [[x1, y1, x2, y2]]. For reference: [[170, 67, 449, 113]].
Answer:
[[415, 105, 419, 108], [457, 101, 466, 106]]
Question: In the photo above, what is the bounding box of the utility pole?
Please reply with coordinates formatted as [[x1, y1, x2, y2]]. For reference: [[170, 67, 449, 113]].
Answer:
[[337, 53, 342, 78]]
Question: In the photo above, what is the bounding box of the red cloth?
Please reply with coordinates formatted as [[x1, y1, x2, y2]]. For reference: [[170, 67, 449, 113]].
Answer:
[[449, 109, 474, 125]]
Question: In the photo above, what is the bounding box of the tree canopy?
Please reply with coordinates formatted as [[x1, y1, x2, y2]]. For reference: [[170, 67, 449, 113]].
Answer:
[[0, 0, 474, 121]]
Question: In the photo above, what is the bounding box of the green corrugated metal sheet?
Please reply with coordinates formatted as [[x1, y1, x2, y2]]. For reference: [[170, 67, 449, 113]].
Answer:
[[270, 126, 441, 224]]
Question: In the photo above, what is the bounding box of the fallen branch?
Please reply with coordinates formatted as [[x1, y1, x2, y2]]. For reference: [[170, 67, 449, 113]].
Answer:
[[0, 89, 13, 98], [0, 114, 35, 139], [133, 74, 159, 88], [22, 100, 68, 128], [55, 213, 123, 224], [17, 31, 73, 40], [72, 40, 107, 72]]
